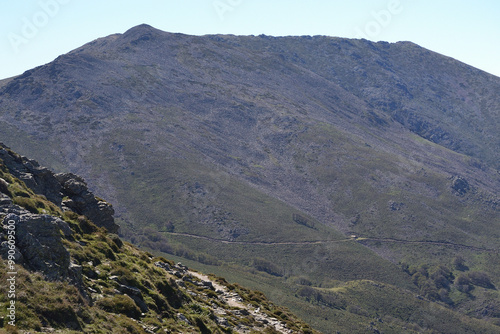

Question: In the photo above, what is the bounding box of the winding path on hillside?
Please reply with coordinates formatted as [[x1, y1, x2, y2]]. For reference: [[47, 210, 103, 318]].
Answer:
[[189, 270, 294, 334], [162, 232, 499, 253]]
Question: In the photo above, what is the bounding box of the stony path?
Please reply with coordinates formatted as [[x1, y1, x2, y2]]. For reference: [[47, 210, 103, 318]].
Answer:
[[189, 271, 295, 334]]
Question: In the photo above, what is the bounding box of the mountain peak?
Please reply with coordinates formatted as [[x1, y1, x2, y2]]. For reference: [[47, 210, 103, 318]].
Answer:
[[123, 23, 159, 35], [121, 23, 165, 42]]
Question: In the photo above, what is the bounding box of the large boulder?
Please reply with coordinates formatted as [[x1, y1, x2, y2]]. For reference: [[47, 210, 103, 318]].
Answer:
[[0, 147, 63, 204], [0, 144, 119, 233], [56, 173, 119, 233], [1, 212, 72, 280]]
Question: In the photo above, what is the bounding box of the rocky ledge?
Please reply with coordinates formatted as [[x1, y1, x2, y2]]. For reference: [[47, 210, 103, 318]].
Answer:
[[0, 144, 118, 233], [0, 143, 118, 282]]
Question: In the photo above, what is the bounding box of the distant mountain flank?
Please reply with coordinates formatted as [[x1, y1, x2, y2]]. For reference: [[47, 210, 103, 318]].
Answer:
[[5, 24, 499, 166], [0, 24, 499, 333]]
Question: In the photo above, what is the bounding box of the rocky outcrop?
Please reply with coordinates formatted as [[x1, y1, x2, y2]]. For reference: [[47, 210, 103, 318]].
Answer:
[[0, 144, 118, 233], [56, 173, 118, 233], [115, 283, 149, 313], [0, 146, 63, 204], [0, 206, 86, 296], [0, 143, 117, 283], [0, 211, 79, 283], [451, 176, 470, 196]]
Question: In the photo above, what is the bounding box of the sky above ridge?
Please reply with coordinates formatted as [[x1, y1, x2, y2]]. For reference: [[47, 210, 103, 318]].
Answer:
[[1, 0, 499, 79]]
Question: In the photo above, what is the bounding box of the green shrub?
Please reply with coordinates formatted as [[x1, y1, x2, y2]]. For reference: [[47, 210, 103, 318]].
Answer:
[[97, 294, 141, 319], [292, 213, 315, 228], [194, 316, 211, 334], [38, 303, 82, 330], [155, 278, 183, 308], [453, 256, 468, 271], [468, 271, 495, 289], [78, 216, 100, 234], [455, 274, 473, 292], [13, 196, 38, 213], [294, 276, 313, 286], [110, 266, 142, 288], [92, 240, 117, 261], [297, 286, 317, 301], [13, 190, 30, 198], [109, 234, 124, 249], [252, 258, 283, 277]]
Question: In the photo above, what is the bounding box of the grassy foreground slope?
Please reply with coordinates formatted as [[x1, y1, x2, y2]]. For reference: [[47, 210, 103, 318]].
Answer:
[[0, 144, 317, 333]]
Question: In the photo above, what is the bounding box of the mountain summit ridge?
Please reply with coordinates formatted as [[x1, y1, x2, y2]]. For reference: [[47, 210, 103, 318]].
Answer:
[[2, 25, 499, 168]]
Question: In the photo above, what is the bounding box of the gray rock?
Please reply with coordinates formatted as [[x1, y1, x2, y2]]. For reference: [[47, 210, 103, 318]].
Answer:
[[0, 193, 12, 206], [117, 284, 149, 312], [0, 203, 27, 216], [452, 176, 470, 196], [215, 316, 229, 327], [0, 177, 10, 195], [202, 280, 214, 290], [56, 173, 119, 233], [68, 262, 90, 300], [177, 313, 191, 325], [154, 261, 171, 271], [0, 145, 119, 233], [118, 284, 142, 297], [0, 148, 63, 204], [57, 218, 73, 237], [182, 275, 193, 283], [1, 213, 71, 281], [389, 201, 405, 211], [0, 241, 24, 262]]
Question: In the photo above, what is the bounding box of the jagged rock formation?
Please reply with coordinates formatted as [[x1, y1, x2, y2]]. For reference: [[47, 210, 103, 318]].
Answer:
[[2, 212, 72, 280], [0, 145, 118, 233], [56, 172, 117, 233]]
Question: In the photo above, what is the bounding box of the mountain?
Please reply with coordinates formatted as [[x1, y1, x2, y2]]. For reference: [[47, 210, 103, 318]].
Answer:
[[0, 24, 499, 333], [0, 143, 317, 333]]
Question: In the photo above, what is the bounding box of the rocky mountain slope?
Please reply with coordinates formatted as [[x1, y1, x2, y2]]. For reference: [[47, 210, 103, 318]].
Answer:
[[0, 143, 316, 333], [0, 25, 499, 333]]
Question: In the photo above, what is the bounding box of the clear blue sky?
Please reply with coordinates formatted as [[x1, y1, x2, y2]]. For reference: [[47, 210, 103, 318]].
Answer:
[[1, 0, 499, 79]]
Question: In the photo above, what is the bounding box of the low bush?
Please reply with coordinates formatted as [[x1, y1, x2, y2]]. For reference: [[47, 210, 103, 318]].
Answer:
[[97, 294, 141, 319], [12, 196, 38, 213], [252, 257, 283, 277], [468, 271, 495, 289]]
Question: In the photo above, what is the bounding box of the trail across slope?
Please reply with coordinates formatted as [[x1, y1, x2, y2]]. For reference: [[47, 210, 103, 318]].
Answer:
[[164, 232, 499, 252]]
